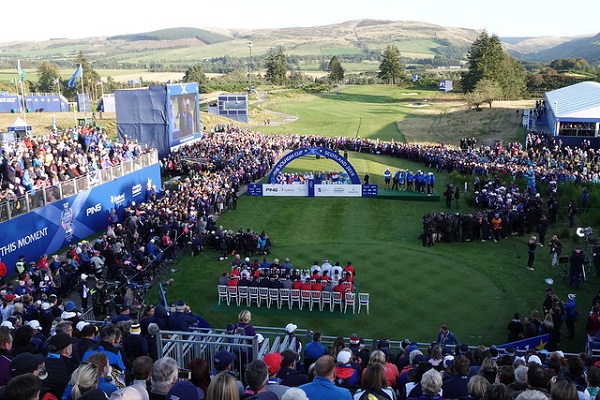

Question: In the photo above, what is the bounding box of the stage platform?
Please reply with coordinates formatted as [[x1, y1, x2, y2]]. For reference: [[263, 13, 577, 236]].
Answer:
[[377, 189, 440, 202]]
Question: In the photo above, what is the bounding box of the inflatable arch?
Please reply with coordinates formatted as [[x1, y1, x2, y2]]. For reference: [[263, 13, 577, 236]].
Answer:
[[268, 147, 361, 184]]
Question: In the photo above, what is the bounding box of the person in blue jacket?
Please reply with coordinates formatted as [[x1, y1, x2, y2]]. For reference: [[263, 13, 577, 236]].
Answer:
[[299, 355, 352, 400]]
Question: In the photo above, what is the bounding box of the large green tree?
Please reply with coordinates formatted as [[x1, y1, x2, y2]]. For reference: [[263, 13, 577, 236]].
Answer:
[[36, 62, 61, 94], [183, 66, 208, 92], [378, 44, 405, 85], [327, 56, 345, 84], [265, 47, 287, 85], [461, 31, 526, 100]]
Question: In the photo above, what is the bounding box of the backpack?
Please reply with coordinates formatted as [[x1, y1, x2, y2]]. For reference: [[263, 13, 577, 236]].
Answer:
[[357, 389, 393, 400]]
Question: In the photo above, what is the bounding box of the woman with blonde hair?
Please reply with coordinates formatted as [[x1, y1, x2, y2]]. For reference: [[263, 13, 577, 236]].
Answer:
[[69, 362, 105, 400], [364, 350, 397, 389], [206, 371, 240, 400], [467, 375, 491, 400]]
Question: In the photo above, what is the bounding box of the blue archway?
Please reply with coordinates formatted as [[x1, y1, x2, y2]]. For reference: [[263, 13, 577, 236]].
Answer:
[[268, 147, 361, 184]]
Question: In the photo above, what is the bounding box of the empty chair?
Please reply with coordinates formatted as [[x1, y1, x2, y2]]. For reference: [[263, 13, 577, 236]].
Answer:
[[311, 290, 323, 311], [300, 290, 312, 311], [227, 286, 239, 306], [258, 287, 269, 307], [268, 288, 280, 309], [332, 291, 343, 312], [344, 292, 356, 314], [248, 286, 259, 307], [290, 289, 301, 309], [358, 292, 370, 314], [279, 288, 291, 310], [238, 286, 250, 306], [321, 290, 332, 312], [218, 285, 228, 305]]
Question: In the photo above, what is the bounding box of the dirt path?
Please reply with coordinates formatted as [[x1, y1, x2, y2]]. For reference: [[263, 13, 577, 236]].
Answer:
[[251, 90, 299, 126]]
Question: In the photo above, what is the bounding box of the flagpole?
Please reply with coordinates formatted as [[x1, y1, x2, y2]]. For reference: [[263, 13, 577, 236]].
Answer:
[[80, 65, 85, 116]]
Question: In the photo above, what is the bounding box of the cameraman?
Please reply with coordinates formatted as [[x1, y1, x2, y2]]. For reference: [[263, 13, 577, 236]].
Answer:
[[569, 248, 585, 289]]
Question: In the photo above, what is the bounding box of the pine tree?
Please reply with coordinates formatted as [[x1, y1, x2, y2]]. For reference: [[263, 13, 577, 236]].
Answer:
[[378, 44, 405, 85], [328, 56, 345, 84], [462, 31, 526, 100]]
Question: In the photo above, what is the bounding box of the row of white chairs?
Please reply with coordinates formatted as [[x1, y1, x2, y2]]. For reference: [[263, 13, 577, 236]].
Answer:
[[217, 285, 370, 314]]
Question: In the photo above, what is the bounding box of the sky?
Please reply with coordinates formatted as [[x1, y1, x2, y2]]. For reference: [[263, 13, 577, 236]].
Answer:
[[3, 0, 598, 42]]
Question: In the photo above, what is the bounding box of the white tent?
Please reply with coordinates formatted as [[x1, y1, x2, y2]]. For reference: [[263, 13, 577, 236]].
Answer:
[[7, 116, 31, 132], [544, 81, 600, 136]]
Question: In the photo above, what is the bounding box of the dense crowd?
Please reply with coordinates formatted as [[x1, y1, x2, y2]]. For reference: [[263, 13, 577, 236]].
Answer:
[[1, 117, 600, 400], [0, 127, 147, 213]]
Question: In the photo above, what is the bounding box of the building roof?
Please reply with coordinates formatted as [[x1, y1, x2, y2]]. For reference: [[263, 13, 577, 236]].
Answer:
[[545, 81, 600, 120]]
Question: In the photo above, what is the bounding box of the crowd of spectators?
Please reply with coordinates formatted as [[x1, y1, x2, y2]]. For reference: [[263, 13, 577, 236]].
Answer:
[[2, 118, 600, 399], [0, 126, 147, 217]]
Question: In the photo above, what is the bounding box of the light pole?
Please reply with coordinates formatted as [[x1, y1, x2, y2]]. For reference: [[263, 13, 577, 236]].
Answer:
[[248, 42, 253, 87]]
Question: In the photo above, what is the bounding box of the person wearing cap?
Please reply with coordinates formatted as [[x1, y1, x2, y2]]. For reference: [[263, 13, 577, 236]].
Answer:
[[564, 294, 578, 339], [335, 349, 360, 390], [262, 352, 290, 399], [165, 380, 201, 400], [112, 305, 133, 325], [277, 349, 308, 388], [78, 274, 90, 310], [123, 321, 149, 364], [299, 355, 352, 400], [43, 332, 78, 396], [167, 300, 201, 333], [211, 350, 244, 397], [284, 323, 302, 355], [74, 324, 98, 358]]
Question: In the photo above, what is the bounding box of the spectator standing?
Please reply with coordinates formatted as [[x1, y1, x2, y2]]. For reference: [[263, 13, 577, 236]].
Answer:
[[507, 313, 525, 342], [527, 236, 538, 271], [304, 331, 327, 367], [564, 294, 578, 339]]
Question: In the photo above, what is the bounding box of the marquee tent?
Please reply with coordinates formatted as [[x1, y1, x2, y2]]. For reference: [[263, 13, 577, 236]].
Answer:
[[545, 81, 600, 137], [7, 116, 31, 138]]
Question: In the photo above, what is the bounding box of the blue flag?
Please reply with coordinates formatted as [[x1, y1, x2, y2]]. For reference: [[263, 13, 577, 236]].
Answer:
[[68, 64, 82, 88]]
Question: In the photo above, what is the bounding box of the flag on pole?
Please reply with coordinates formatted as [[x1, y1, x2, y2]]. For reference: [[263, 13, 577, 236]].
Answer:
[[68, 64, 82, 88], [17, 60, 26, 82]]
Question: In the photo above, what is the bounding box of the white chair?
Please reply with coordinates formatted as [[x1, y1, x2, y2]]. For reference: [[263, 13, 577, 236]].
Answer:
[[279, 288, 291, 309], [321, 290, 332, 311], [268, 288, 280, 309], [218, 285, 228, 305], [290, 289, 301, 309], [311, 290, 323, 311], [248, 286, 259, 307], [332, 291, 343, 312], [258, 287, 269, 307], [300, 290, 312, 311], [344, 292, 356, 314], [227, 286, 239, 306], [238, 286, 249, 306], [358, 292, 370, 314]]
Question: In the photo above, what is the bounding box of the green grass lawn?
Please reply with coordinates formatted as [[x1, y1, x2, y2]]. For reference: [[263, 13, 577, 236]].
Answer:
[[155, 151, 597, 353]]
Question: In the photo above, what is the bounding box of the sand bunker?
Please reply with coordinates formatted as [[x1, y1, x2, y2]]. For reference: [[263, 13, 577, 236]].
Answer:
[[407, 103, 431, 107]]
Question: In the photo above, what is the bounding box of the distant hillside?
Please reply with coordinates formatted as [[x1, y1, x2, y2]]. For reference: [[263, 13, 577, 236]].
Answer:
[[108, 27, 231, 44], [510, 33, 600, 63], [0, 20, 597, 67]]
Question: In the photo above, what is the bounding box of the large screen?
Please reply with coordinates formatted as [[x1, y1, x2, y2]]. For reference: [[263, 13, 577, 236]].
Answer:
[[167, 83, 201, 147]]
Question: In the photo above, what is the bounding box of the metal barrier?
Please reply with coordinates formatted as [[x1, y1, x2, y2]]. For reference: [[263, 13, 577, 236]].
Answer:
[[0, 149, 159, 222]]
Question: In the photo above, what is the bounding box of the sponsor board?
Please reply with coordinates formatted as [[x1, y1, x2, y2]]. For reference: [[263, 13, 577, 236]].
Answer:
[[314, 184, 362, 197], [262, 184, 309, 197]]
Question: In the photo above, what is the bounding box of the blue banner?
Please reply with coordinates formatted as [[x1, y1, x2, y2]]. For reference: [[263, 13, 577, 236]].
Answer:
[[0, 164, 161, 276], [496, 334, 551, 353]]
